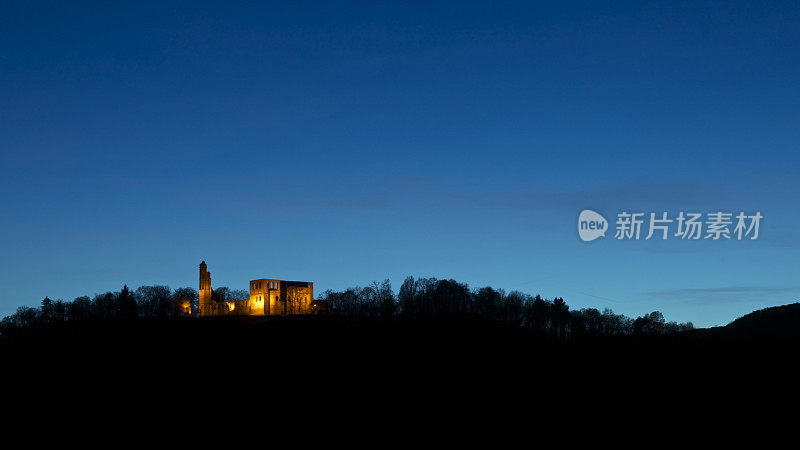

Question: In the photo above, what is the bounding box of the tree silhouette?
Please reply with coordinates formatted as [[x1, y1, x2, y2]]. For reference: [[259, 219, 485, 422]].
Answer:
[[119, 285, 138, 319], [40, 297, 54, 323], [1, 277, 695, 345]]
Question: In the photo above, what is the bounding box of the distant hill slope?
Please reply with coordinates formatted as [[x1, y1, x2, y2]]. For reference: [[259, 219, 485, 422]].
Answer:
[[666, 302, 800, 344], [724, 302, 800, 339]]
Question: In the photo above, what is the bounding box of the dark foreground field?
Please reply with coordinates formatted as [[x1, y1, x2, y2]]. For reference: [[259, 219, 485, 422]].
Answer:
[[4, 308, 798, 387], [3, 312, 798, 423]]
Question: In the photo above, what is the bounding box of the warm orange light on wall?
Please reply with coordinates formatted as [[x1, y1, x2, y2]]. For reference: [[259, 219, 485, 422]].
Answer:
[[227, 302, 235, 311]]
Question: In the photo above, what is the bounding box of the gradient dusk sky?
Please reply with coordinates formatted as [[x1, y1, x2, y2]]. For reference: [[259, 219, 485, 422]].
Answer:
[[2, 1, 799, 327]]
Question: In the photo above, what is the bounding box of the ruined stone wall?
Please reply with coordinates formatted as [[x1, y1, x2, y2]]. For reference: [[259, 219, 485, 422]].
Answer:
[[199, 261, 213, 316], [198, 263, 314, 317]]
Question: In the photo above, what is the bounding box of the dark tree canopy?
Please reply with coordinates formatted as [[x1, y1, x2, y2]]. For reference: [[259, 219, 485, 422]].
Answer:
[[1, 277, 693, 343]]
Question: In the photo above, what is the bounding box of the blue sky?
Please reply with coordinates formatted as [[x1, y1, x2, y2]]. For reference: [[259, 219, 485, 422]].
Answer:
[[2, 1, 799, 326]]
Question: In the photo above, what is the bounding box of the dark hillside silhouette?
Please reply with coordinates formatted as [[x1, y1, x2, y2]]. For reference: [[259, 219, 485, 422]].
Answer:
[[2, 276, 798, 387], [0, 276, 694, 343], [680, 302, 800, 342], [726, 302, 800, 336]]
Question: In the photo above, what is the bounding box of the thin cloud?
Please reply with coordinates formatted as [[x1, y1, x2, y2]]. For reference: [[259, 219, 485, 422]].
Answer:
[[452, 181, 734, 214], [643, 285, 800, 305], [645, 285, 800, 296]]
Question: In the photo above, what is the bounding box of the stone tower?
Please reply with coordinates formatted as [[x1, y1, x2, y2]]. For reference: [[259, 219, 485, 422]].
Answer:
[[199, 261, 212, 316]]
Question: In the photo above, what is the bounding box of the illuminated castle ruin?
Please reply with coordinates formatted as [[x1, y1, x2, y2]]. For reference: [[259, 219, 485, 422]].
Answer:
[[198, 261, 314, 316]]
